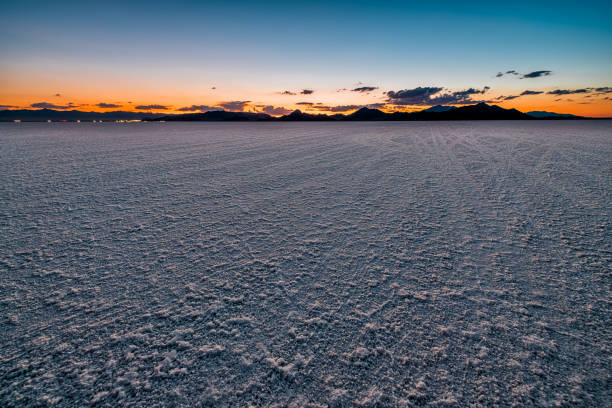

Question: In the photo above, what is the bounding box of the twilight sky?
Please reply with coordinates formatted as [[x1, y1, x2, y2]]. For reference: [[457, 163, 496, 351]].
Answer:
[[1, 1, 611, 116]]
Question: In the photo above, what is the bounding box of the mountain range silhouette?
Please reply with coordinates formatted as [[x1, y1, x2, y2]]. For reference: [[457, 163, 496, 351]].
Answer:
[[0, 103, 589, 122]]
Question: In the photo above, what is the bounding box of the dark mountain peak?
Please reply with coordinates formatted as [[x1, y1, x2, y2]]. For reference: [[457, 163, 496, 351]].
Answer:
[[348, 107, 386, 120], [354, 107, 374, 113], [280, 109, 338, 121], [422, 105, 456, 113]]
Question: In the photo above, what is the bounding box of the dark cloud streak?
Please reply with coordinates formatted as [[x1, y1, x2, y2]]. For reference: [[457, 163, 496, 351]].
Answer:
[[352, 86, 378, 93], [522, 70, 552, 79], [178, 105, 219, 112], [96, 102, 122, 108], [134, 104, 169, 110], [30, 102, 79, 109], [520, 90, 543, 95], [547, 89, 589, 95]]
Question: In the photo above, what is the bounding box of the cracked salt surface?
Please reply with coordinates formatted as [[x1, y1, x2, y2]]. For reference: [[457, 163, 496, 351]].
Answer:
[[1, 121, 610, 407]]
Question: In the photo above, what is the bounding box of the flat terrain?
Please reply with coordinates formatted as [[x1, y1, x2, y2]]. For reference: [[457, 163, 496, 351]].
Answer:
[[1, 121, 610, 407]]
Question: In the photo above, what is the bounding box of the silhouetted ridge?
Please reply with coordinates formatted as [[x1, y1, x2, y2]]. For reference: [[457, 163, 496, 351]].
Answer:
[[526, 111, 582, 119], [0, 104, 593, 121], [422, 105, 456, 113], [151, 110, 271, 121], [0, 109, 164, 121], [347, 107, 387, 120]]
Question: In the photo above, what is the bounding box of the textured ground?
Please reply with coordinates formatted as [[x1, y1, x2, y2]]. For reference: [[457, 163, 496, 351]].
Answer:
[[1, 121, 610, 407]]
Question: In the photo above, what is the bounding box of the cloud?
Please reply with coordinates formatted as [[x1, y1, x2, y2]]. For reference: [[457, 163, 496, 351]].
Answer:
[[520, 90, 543, 95], [0, 104, 17, 109], [309, 103, 386, 113], [30, 102, 79, 109], [496, 89, 543, 100], [178, 105, 219, 112], [329, 105, 362, 112], [386, 86, 490, 105], [592, 87, 612, 94], [495, 69, 551, 79], [547, 89, 589, 95], [296, 102, 314, 105], [496, 70, 519, 77], [261, 105, 292, 116], [55, 93, 61, 97], [278, 89, 313, 95], [96, 102, 122, 108], [217, 101, 251, 111], [211, 86, 216, 90], [385, 87, 444, 105], [521, 70, 552, 79], [134, 104, 169, 110], [352, 86, 378, 93]]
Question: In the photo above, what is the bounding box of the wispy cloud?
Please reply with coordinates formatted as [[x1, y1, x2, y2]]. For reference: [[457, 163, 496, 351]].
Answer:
[[592, 87, 612, 94], [520, 90, 543, 95], [0, 104, 18, 109], [177, 105, 219, 112], [496, 69, 552, 79], [217, 101, 251, 111], [96, 102, 122, 108], [496, 70, 519, 77], [309, 103, 386, 113], [30, 102, 80, 109], [261, 105, 292, 116], [547, 89, 589, 95], [329, 105, 362, 112], [280, 89, 314, 95], [352, 86, 378, 93], [134, 104, 169, 110], [522, 70, 552, 79]]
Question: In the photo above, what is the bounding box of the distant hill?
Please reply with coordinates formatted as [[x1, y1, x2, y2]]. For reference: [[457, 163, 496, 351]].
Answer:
[[422, 105, 457, 113], [150, 110, 271, 121], [0, 104, 594, 122], [420, 102, 532, 120], [0, 108, 163, 121], [346, 107, 388, 120], [526, 111, 582, 119], [278, 110, 342, 121]]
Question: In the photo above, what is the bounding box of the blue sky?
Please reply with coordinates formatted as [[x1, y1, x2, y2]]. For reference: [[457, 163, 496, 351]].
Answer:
[[1, 1, 611, 115]]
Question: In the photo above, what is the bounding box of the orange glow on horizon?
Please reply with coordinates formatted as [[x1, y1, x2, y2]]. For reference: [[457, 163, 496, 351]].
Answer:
[[1, 84, 611, 117]]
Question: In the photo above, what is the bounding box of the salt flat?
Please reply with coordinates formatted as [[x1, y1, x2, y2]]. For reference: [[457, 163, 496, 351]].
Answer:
[[1, 121, 610, 407]]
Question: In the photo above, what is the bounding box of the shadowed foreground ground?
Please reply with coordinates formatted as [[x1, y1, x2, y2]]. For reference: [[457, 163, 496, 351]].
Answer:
[[1, 121, 610, 406]]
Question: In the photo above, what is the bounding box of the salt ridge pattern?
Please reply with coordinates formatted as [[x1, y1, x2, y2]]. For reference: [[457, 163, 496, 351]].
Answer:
[[1, 121, 610, 406]]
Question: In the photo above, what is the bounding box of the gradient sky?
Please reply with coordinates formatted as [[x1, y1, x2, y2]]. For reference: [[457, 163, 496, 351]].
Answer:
[[1, 1, 611, 116]]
